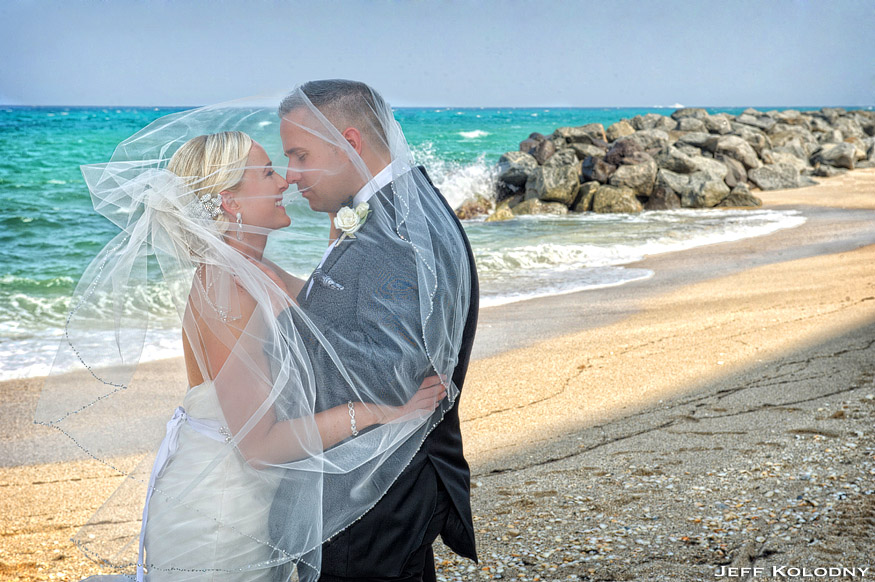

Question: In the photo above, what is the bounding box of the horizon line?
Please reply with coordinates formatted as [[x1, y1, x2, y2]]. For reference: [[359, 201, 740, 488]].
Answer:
[[2, 103, 874, 110]]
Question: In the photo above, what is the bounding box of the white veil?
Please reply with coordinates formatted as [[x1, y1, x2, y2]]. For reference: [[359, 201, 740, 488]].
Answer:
[[34, 86, 471, 581]]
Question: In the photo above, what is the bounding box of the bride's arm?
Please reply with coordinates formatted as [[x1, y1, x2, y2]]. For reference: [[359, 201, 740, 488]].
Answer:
[[242, 376, 446, 469], [190, 283, 445, 469]]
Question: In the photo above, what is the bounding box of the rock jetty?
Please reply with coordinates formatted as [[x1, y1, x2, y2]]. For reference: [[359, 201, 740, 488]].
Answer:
[[455, 107, 875, 221]]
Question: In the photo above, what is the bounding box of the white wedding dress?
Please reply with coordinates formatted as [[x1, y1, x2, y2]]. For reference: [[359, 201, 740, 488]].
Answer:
[[139, 380, 281, 581]]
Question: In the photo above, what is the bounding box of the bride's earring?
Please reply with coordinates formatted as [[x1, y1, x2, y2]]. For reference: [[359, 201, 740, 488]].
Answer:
[[236, 213, 244, 241]]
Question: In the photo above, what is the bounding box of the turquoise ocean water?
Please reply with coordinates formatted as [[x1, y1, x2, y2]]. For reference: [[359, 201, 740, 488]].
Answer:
[[0, 105, 811, 379]]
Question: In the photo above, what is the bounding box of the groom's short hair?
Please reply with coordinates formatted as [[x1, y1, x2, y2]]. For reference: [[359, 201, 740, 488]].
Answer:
[[279, 80, 389, 152]]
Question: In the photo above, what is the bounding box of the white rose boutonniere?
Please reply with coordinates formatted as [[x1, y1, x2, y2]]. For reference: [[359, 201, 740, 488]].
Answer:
[[335, 202, 371, 243]]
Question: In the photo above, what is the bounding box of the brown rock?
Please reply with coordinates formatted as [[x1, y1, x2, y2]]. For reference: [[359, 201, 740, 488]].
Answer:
[[511, 198, 569, 216], [606, 120, 636, 142], [572, 181, 600, 212], [581, 156, 617, 184], [592, 185, 644, 214]]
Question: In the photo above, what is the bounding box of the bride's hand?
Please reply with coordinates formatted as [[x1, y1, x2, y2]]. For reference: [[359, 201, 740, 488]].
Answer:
[[370, 375, 448, 425]]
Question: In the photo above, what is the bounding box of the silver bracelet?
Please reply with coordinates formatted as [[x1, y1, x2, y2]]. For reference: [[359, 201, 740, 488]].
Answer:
[[348, 401, 358, 437]]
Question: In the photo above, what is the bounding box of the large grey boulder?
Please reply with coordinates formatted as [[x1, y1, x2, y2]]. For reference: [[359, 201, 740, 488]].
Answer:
[[604, 139, 647, 166], [592, 185, 644, 213], [718, 183, 762, 207], [834, 118, 866, 140], [646, 170, 683, 210], [816, 129, 844, 145], [683, 172, 731, 207], [769, 124, 816, 142], [749, 163, 817, 190], [671, 107, 710, 120], [736, 112, 777, 132], [843, 137, 869, 161], [856, 113, 875, 137], [812, 164, 849, 177], [511, 198, 569, 216], [768, 150, 809, 173], [715, 135, 762, 170], [497, 151, 538, 186], [770, 127, 818, 157], [630, 113, 676, 131], [553, 124, 607, 145], [676, 144, 706, 158], [608, 157, 658, 197], [677, 117, 707, 132], [528, 165, 580, 205], [774, 110, 810, 128], [772, 139, 813, 162], [691, 156, 730, 182], [808, 116, 834, 133], [655, 168, 691, 196], [730, 124, 772, 154], [581, 156, 617, 184], [519, 132, 547, 153], [817, 107, 846, 125], [652, 168, 727, 208], [570, 143, 607, 160], [572, 181, 600, 212], [812, 142, 856, 169], [704, 114, 733, 135], [715, 154, 747, 188], [606, 120, 635, 142], [531, 139, 557, 164], [616, 129, 671, 151], [543, 148, 578, 169], [677, 132, 719, 153], [654, 147, 699, 174]]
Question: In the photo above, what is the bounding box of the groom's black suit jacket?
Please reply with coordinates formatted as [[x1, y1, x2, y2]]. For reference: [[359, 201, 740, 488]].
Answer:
[[270, 167, 478, 577]]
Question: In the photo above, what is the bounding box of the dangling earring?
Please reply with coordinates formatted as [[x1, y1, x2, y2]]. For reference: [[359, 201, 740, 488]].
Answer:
[[236, 213, 244, 241]]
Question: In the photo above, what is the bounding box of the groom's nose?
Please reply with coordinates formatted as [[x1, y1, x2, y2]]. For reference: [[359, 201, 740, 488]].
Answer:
[[285, 163, 302, 184]]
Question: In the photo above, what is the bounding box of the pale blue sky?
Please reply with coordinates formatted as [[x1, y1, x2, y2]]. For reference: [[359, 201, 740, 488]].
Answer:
[[1, 0, 873, 107]]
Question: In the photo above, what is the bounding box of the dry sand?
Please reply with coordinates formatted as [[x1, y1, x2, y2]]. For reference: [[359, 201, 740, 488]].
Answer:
[[2, 170, 874, 581]]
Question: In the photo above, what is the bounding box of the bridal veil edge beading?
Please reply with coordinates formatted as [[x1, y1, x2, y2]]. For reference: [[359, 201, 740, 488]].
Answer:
[[35, 87, 470, 580]]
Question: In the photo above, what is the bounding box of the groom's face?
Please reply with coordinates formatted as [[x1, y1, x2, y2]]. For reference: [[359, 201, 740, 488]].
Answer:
[[280, 110, 359, 214]]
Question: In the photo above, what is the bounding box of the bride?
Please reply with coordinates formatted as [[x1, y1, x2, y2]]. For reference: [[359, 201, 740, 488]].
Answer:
[[142, 131, 446, 581], [36, 93, 464, 581]]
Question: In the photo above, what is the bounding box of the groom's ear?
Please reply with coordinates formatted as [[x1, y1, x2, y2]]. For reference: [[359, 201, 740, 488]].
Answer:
[[341, 127, 363, 155]]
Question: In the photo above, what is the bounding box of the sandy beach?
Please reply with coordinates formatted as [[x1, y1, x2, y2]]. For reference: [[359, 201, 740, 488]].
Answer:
[[2, 170, 874, 581]]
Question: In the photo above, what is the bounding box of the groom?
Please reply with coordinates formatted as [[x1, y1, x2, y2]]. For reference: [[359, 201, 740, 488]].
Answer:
[[270, 80, 479, 581]]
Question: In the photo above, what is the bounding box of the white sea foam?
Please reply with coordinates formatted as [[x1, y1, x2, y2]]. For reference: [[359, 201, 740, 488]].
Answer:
[[458, 130, 489, 139], [471, 208, 807, 308], [410, 142, 496, 210], [0, 328, 183, 381]]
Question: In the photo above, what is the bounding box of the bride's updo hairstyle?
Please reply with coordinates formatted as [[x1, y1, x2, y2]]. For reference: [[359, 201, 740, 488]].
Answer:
[[167, 131, 253, 234]]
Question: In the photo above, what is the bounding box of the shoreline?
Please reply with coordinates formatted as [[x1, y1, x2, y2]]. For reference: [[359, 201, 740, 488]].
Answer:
[[1, 170, 874, 580]]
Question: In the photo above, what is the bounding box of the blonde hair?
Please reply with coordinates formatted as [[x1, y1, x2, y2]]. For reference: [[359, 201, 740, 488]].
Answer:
[[168, 131, 253, 233]]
